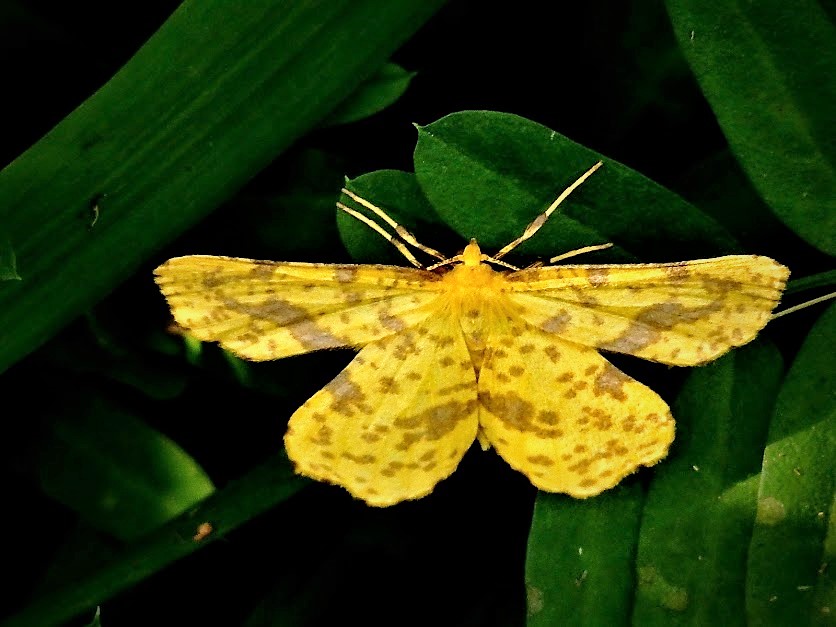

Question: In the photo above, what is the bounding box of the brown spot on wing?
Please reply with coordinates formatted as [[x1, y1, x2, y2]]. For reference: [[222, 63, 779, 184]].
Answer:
[[593, 363, 630, 401], [527, 455, 555, 466], [378, 308, 407, 332], [309, 425, 332, 445], [378, 376, 400, 394], [324, 371, 371, 417], [222, 296, 347, 350], [392, 399, 477, 451], [249, 262, 277, 280], [664, 264, 691, 282], [587, 267, 609, 287], [438, 382, 475, 396], [541, 311, 572, 333], [599, 301, 724, 355], [479, 391, 564, 438], [437, 336, 455, 348], [202, 270, 224, 288], [341, 452, 377, 464], [419, 450, 436, 462], [537, 410, 561, 425], [335, 267, 358, 283]]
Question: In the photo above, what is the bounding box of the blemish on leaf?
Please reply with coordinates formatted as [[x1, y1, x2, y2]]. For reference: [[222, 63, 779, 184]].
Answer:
[[526, 584, 544, 616], [756, 496, 786, 525], [638, 566, 689, 611]]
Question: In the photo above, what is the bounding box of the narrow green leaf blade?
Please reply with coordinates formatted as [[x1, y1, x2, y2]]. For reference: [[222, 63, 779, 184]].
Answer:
[[665, 0, 836, 254], [3, 455, 307, 627], [414, 110, 738, 262], [632, 341, 783, 625], [746, 304, 836, 625], [526, 486, 643, 627], [0, 0, 446, 375]]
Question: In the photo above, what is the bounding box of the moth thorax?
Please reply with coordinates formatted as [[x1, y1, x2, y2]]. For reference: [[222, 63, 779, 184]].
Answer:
[[443, 259, 499, 290], [461, 239, 483, 267]]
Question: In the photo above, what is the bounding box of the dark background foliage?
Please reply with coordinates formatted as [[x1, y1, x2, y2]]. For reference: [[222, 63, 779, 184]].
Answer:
[[0, 1, 832, 626]]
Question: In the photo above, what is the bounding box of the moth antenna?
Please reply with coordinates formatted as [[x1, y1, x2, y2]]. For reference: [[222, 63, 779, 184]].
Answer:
[[484, 256, 520, 271], [341, 188, 447, 261], [426, 255, 463, 271], [770, 291, 836, 319], [549, 243, 614, 264], [494, 161, 603, 261], [337, 202, 424, 269]]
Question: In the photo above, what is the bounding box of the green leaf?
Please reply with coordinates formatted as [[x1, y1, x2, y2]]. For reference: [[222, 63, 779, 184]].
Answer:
[[632, 341, 784, 625], [526, 485, 643, 626], [816, 493, 836, 626], [746, 304, 835, 625], [0, 0, 447, 375], [665, 1, 836, 254], [414, 110, 739, 262], [323, 63, 416, 127], [4, 455, 307, 627], [36, 397, 215, 542]]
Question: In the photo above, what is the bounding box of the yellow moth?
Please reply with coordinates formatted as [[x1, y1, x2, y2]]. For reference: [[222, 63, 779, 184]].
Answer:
[[154, 162, 789, 507]]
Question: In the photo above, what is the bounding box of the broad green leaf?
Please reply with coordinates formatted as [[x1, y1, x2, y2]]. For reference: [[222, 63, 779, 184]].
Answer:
[[526, 485, 643, 626], [0, 0, 447, 375], [632, 341, 783, 625], [37, 397, 215, 542], [338, 169, 442, 264], [323, 63, 416, 127], [665, 1, 836, 254], [747, 304, 835, 625], [4, 454, 307, 627], [814, 492, 836, 626], [414, 111, 739, 263]]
